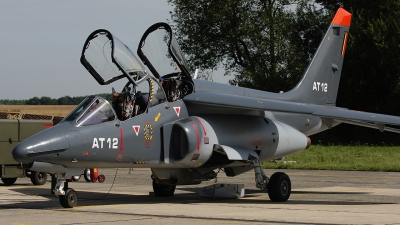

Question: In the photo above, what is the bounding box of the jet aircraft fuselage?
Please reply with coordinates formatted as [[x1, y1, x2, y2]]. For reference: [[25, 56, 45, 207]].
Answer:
[[12, 8, 400, 208]]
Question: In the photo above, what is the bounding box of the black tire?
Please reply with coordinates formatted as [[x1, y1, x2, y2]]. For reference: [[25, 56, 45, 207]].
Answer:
[[83, 168, 91, 182], [152, 179, 176, 197], [59, 188, 78, 208], [267, 172, 291, 202], [30, 171, 47, 185], [97, 174, 105, 183], [1, 178, 17, 186]]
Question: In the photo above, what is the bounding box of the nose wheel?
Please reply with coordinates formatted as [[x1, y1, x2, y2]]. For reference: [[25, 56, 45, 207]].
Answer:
[[59, 188, 78, 208], [53, 178, 78, 208], [52, 170, 106, 208]]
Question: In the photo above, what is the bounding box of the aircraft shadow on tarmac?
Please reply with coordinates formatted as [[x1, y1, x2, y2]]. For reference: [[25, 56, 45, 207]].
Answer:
[[2, 186, 394, 209], [291, 190, 371, 195]]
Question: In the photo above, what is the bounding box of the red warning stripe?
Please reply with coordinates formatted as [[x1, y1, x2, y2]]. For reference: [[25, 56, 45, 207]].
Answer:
[[119, 128, 123, 151], [43, 123, 53, 127], [191, 123, 200, 151], [194, 117, 206, 135], [341, 32, 349, 55]]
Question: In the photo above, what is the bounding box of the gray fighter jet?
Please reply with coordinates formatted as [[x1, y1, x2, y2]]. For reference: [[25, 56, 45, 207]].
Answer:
[[12, 8, 400, 208]]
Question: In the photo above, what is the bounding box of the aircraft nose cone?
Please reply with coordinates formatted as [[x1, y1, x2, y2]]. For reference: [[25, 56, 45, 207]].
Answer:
[[12, 125, 69, 164], [12, 143, 31, 164]]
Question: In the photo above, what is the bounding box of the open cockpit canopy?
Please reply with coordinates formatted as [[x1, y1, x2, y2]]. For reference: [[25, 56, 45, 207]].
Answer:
[[137, 22, 192, 81], [79, 23, 194, 122], [80, 30, 148, 86], [136, 22, 194, 102]]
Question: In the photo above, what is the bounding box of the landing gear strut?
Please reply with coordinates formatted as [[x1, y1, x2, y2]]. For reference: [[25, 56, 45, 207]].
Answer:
[[151, 176, 176, 197], [250, 156, 291, 202], [53, 175, 78, 208]]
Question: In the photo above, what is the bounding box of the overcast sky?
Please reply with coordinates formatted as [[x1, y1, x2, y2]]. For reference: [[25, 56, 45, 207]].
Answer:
[[0, 0, 228, 100]]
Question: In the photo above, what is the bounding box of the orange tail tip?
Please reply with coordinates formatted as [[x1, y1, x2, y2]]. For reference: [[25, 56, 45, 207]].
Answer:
[[331, 8, 352, 27]]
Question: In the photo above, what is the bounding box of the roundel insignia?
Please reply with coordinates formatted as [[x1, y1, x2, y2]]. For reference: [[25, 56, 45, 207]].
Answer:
[[144, 124, 153, 141]]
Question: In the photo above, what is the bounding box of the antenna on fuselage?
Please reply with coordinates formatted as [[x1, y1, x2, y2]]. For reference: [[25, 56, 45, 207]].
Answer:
[[193, 69, 199, 79]]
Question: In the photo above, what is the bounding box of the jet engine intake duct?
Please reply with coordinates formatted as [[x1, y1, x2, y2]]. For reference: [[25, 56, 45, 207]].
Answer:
[[168, 117, 216, 168], [169, 124, 189, 160]]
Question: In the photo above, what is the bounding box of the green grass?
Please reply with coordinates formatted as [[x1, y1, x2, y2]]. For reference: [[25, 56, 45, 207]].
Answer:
[[262, 145, 400, 171]]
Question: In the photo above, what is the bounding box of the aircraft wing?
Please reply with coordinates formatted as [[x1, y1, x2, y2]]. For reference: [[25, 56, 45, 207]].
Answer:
[[183, 91, 400, 133]]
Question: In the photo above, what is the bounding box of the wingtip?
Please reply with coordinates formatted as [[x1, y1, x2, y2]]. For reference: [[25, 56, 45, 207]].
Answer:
[[331, 8, 352, 27]]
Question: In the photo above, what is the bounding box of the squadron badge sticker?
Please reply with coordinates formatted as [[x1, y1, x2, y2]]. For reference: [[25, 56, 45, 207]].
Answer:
[[144, 123, 153, 148]]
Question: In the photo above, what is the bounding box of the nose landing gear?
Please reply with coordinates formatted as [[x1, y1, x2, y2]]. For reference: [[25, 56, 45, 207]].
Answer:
[[51, 169, 106, 208], [53, 176, 78, 208]]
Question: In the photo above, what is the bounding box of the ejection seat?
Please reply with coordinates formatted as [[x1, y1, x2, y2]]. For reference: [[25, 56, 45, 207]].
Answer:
[[112, 87, 134, 121]]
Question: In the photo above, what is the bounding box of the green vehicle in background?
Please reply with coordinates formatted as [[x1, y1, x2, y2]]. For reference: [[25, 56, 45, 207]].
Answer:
[[0, 112, 63, 185]]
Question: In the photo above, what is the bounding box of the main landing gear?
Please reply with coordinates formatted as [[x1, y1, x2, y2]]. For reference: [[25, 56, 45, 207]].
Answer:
[[249, 156, 291, 202], [151, 176, 176, 197]]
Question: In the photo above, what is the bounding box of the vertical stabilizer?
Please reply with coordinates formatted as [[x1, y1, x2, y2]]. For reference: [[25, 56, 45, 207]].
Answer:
[[284, 8, 352, 106]]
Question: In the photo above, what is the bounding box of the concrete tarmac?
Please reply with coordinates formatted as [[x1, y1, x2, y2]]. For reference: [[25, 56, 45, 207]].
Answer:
[[1, 169, 400, 225]]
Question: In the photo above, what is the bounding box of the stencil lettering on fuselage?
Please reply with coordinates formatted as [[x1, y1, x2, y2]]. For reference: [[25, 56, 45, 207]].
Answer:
[[313, 82, 328, 92], [92, 138, 119, 149]]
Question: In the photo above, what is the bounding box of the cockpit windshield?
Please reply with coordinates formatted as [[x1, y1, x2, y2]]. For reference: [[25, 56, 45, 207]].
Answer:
[[62, 96, 96, 122], [77, 98, 116, 126], [62, 96, 116, 126]]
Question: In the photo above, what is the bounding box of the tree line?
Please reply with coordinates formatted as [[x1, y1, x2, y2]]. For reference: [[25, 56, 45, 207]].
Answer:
[[0, 94, 113, 105]]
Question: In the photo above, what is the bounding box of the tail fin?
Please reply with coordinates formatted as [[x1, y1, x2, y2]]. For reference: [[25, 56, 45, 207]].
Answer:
[[284, 8, 352, 106]]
